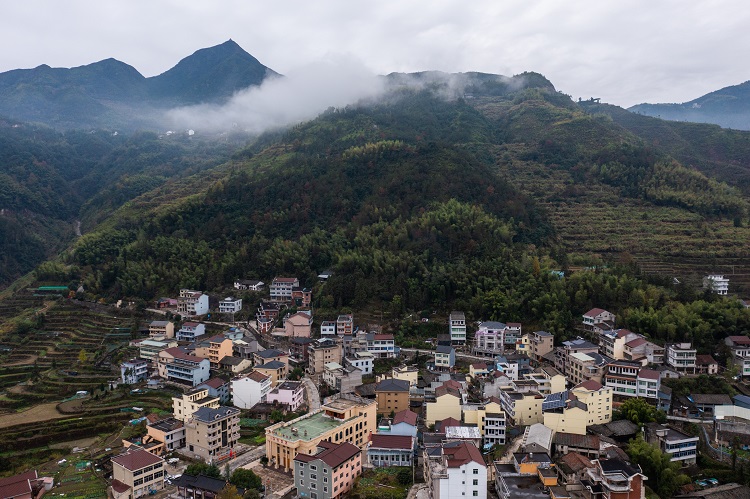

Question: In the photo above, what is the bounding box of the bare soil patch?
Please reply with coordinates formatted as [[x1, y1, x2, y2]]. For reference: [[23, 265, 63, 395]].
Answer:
[[0, 402, 66, 428]]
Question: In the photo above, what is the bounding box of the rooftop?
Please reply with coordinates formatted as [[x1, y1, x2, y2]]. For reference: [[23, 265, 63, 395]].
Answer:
[[370, 434, 414, 450], [294, 441, 360, 468], [376, 378, 410, 392], [192, 406, 240, 423], [111, 448, 163, 471], [272, 411, 349, 442]]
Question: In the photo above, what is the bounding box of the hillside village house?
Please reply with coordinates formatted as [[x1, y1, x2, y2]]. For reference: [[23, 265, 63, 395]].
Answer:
[[292, 286, 312, 307], [345, 351, 374, 375], [265, 394, 376, 472], [218, 296, 242, 313], [255, 361, 287, 386], [426, 382, 464, 426], [233, 279, 264, 291], [121, 358, 149, 384], [270, 277, 299, 302], [172, 387, 220, 422], [148, 320, 174, 339], [321, 321, 337, 336], [266, 380, 305, 412], [449, 311, 467, 345], [583, 458, 646, 499], [293, 441, 362, 499], [434, 345, 456, 370], [703, 274, 729, 295], [725, 335, 750, 379], [336, 314, 354, 335], [139, 339, 178, 363], [582, 308, 615, 333], [185, 406, 240, 463], [645, 423, 699, 465], [543, 381, 613, 435], [519, 330, 554, 362], [566, 351, 610, 386], [424, 441, 487, 499], [232, 371, 272, 409], [178, 289, 209, 316], [146, 417, 186, 453], [308, 338, 343, 375], [473, 322, 521, 357], [498, 390, 544, 426], [110, 447, 165, 499], [604, 362, 660, 402], [375, 378, 411, 415], [555, 338, 599, 376], [176, 322, 206, 342], [196, 377, 230, 404], [368, 434, 416, 467], [157, 347, 210, 386], [192, 334, 234, 369], [378, 409, 419, 438], [284, 311, 313, 337], [462, 398, 507, 447], [254, 348, 289, 369], [666, 342, 697, 373]]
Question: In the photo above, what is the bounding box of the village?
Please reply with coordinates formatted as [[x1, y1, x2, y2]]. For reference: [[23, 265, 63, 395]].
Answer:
[[3, 273, 750, 499]]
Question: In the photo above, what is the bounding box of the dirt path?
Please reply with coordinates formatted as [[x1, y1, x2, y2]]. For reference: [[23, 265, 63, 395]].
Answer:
[[0, 402, 66, 428]]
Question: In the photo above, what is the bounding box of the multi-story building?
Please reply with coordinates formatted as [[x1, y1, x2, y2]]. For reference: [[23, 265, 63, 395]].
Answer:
[[231, 371, 272, 409], [497, 390, 544, 426], [196, 377, 231, 405], [254, 348, 289, 369], [568, 351, 609, 386], [424, 441, 487, 499], [177, 289, 209, 317], [265, 394, 377, 471], [172, 387, 219, 422], [266, 381, 305, 412], [582, 458, 646, 499], [543, 381, 613, 435], [176, 322, 205, 342], [256, 301, 281, 333], [320, 321, 337, 337], [345, 351, 374, 375], [270, 277, 299, 302], [524, 330, 554, 362], [703, 274, 729, 295], [375, 378, 410, 415], [323, 363, 363, 395], [110, 448, 165, 499], [308, 339, 342, 375], [157, 347, 210, 386], [284, 311, 313, 338], [149, 321, 175, 339], [218, 297, 242, 314], [294, 441, 362, 499], [523, 367, 566, 396], [233, 279, 264, 291], [184, 406, 241, 463], [604, 362, 661, 402], [426, 383, 464, 426], [146, 417, 185, 453], [434, 346, 456, 370], [121, 359, 149, 384], [582, 308, 615, 333], [645, 423, 698, 465], [726, 336, 750, 379], [555, 338, 599, 376], [193, 335, 233, 369], [622, 337, 664, 365], [462, 399, 506, 447], [255, 361, 287, 386], [665, 343, 697, 373], [378, 409, 419, 438], [368, 333, 396, 358], [695, 354, 719, 375], [599, 329, 640, 360], [336, 314, 354, 336], [368, 434, 416, 467], [473, 322, 518, 357], [291, 286, 312, 308], [139, 339, 178, 363], [449, 311, 467, 345]]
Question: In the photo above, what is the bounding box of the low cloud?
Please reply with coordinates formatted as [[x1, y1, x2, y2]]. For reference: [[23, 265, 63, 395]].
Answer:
[[166, 55, 386, 133]]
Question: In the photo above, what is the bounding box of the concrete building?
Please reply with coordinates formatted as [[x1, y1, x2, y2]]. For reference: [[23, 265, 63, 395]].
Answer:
[[139, 339, 178, 363], [253, 348, 289, 369], [473, 322, 520, 357], [146, 417, 185, 453], [568, 351, 609, 386], [666, 343, 697, 373], [434, 345, 456, 370], [582, 458, 646, 499], [323, 363, 362, 395], [231, 371, 272, 409], [293, 441, 362, 499], [266, 381, 305, 412], [426, 383, 464, 426], [178, 289, 209, 316], [345, 352, 374, 375], [726, 336, 750, 379], [554, 338, 599, 376], [121, 359, 149, 384], [157, 347, 210, 386], [424, 441, 487, 499], [449, 311, 467, 345], [543, 381, 613, 436], [149, 321, 174, 339], [604, 362, 660, 402], [462, 399, 506, 447], [218, 297, 242, 314], [285, 311, 313, 338], [582, 308, 615, 333], [184, 406, 241, 463], [368, 333, 396, 358], [172, 387, 219, 422], [265, 394, 377, 472], [368, 434, 416, 467], [176, 322, 205, 342], [308, 339, 342, 375], [377, 409, 419, 438], [599, 329, 640, 360], [336, 314, 354, 336], [270, 277, 299, 303], [255, 361, 287, 386], [524, 330, 554, 362], [703, 274, 729, 295], [196, 378, 230, 404], [498, 390, 544, 426], [320, 321, 337, 337], [110, 448, 165, 499], [645, 423, 698, 465], [375, 378, 411, 416]]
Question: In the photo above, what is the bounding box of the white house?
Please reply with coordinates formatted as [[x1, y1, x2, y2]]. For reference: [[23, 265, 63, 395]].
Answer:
[[177, 289, 209, 316], [177, 322, 205, 342], [219, 297, 243, 314], [320, 321, 337, 336], [449, 311, 467, 345], [346, 351, 374, 375], [265, 380, 305, 412], [231, 371, 272, 409], [703, 274, 729, 295], [424, 441, 487, 499], [121, 359, 149, 384], [270, 277, 299, 302], [234, 279, 264, 291]]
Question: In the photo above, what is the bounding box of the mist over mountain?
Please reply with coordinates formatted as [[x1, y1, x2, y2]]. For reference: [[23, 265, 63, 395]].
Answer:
[[629, 80, 750, 131]]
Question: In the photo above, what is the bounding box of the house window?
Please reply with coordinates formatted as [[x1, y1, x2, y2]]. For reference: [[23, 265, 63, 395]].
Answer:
[[473, 492, 479, 497], [473, 469, 479, 474], [311, 474, 317, 480], [311, 465, 317, 471], [473, 480, 478, 485]]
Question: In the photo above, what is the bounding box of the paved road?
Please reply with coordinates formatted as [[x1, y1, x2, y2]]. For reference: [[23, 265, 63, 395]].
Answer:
[[400, 347, 492, 363], [302, 376, 321, 412]]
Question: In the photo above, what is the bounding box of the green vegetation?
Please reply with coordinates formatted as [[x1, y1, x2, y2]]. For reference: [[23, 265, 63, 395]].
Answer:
[[351, 467, 412, 499], [614, 398, 667, 426], [185, 462, 221, 478], [627, 437, 691, 499]]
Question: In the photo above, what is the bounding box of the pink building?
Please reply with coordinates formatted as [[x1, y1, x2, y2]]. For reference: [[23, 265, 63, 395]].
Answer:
[[266, 381, 305, 412]]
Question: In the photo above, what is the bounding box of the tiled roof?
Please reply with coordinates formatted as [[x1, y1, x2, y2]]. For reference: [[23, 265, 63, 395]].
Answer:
[[584, 308, 609, 317], [257, 349, 287, 358], [553, 432, 600, 449], [637, 369, 660, 380], [245, 370, 270, 382], [435, 417, 462, 432], [111, 479, 131, 494], [471, 362, 487, 369], [162, 347, 206, 363], [370, 434, 414, 450], [294, 441, 360, 468], [574, 380, 603, 391], [691, 393, 733, 405], [111, 448, 163, 471], [695, 354, 718, 366], [376, 378, 410, 392], [626, 337, 647, 348], [558, 452, 593, 473], [443, 441, 484, 468], [436, 345, 454, 354], [392, 409, 418, 426], [257, 361, 286, 370], [192, 406, 240, 423], [373, 334, 394, 340], [435, 385, 461, 398], [273, 277, 298, 283]]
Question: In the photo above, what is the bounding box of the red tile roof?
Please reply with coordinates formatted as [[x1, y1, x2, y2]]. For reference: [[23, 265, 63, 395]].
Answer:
[[625, 337, 646, 348], [637, 369, 660, 380], [471, 362, 487, 369], [162, 347, 206, 362], [574, 380, 603, 391], [111, 448, 163, 471], [584, 308, 608, 317], [443, 441, 484, 468], [559, 452, 593, 473], [0, 470, 37, 489], [728, 335, 750, 345], [443, 380, 463, 390], [293, 441, 360, 468], [436, 417, 462, 432], [696, 354, 718, 366], [392, 409, 418, 426], [246, 371, 270, 383], [201, 377, 227, 389], [373, 334, 394, 340], [369, 434, 414, 450], [435, 386, 461, 398], [273, 277, 298, 283], [111, 479, 131, 494]]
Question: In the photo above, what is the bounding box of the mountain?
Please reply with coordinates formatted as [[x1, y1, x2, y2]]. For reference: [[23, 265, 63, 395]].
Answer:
[[0, 40, 277, 130], [629, 80, 750, 130]]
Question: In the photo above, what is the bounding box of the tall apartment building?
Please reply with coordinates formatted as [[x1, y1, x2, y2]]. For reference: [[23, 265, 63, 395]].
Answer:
[[184, 406, 241, 463], [449, 311, 467, 345], [308, 339, 343, 375], [265, 394, 376, 472]]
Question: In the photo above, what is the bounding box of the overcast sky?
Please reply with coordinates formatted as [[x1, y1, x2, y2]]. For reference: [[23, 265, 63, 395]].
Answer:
[[2, 1, 748, 108]]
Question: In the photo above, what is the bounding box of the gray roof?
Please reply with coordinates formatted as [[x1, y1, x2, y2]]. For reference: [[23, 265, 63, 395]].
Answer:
[[376, 378, 410, 392], [192, 406, 240, 423], [691, 393, 733, 405], [436, 345, 454, 354], [257, 349, 286, 358], [257, 360, 286, 369], [480, 321, 506, 329]]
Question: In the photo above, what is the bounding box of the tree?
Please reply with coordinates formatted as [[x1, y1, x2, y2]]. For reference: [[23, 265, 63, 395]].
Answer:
[[615, 398, 666, 426], [217, 484, 243, 499], [627, 436, 690, 498], [78, 349, 87, 364], [230, 468, 262, 491], [185, 463, 221, 478]]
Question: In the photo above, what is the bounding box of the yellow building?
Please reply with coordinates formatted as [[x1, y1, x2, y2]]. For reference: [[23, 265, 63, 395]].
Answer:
[[110, 447, 165, 499], [377, 365, 419, 387], [192, 335, 234, 369], [469, 362, 489, 378], [172, 387, 219, 422], [543, 381, 613, 436], [498, 390, 544, 426], [255, 361, 287, 386], [265, 394, 376, 472], [425, 384, 463, 427]]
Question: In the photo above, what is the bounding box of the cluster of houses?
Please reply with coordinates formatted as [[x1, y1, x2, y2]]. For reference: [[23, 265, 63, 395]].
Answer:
[[154, 288, 243, 316], [104, 300, 750, 499]]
